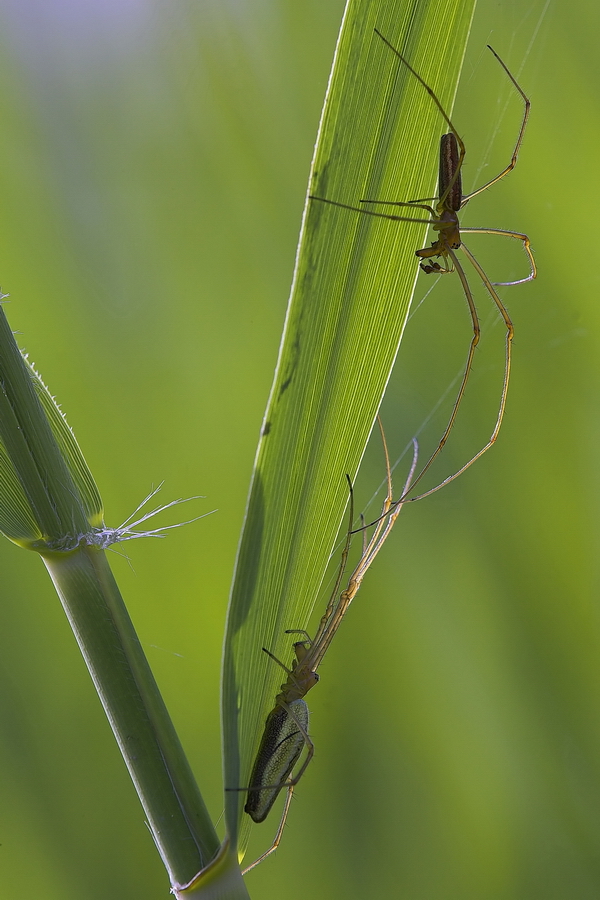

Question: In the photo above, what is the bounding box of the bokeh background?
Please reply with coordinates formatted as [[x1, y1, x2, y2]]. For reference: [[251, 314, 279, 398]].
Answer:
[[0, 1, 596, 898]]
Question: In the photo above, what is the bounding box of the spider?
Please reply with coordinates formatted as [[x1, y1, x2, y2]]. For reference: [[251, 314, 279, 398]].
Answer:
[[310, 30, 536, 502]]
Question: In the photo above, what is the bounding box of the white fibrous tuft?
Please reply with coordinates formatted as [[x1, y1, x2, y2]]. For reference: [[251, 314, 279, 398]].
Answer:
[[87, 485, 215, 549]]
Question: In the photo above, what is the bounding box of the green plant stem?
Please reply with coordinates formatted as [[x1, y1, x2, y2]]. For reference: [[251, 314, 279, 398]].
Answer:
[[172, 841, 250, 899], [42, 545, 220, 886]]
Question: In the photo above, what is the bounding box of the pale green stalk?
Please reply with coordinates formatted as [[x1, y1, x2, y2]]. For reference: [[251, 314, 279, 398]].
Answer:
[[0, 295, 232, 891], [42, 547, 220, 886]]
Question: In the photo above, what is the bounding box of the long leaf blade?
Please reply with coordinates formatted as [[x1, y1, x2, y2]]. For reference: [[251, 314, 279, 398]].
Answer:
[[222, 0, 476, 853]]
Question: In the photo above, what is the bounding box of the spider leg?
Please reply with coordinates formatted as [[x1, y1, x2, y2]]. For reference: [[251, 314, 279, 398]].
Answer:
[[461, 226, 536, 285], [405, 241, 513, 501], [241, 787, 294, 875], [460, 46, 530, 205]]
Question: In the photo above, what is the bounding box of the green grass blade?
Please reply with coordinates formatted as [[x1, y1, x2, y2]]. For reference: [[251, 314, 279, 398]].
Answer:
[[26, 355, 104, 529], [222, 0, 476, 853], [0, 300, 103, 547], [0, 301, 90, 545]]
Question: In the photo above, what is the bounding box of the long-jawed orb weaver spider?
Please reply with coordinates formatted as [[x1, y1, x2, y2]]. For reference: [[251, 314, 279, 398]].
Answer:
[[310, 30, 536, 505], [236, 421, 418, 874]]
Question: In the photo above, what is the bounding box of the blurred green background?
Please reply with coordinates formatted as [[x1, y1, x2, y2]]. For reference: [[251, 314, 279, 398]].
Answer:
[[0, 0, 596, 898]]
